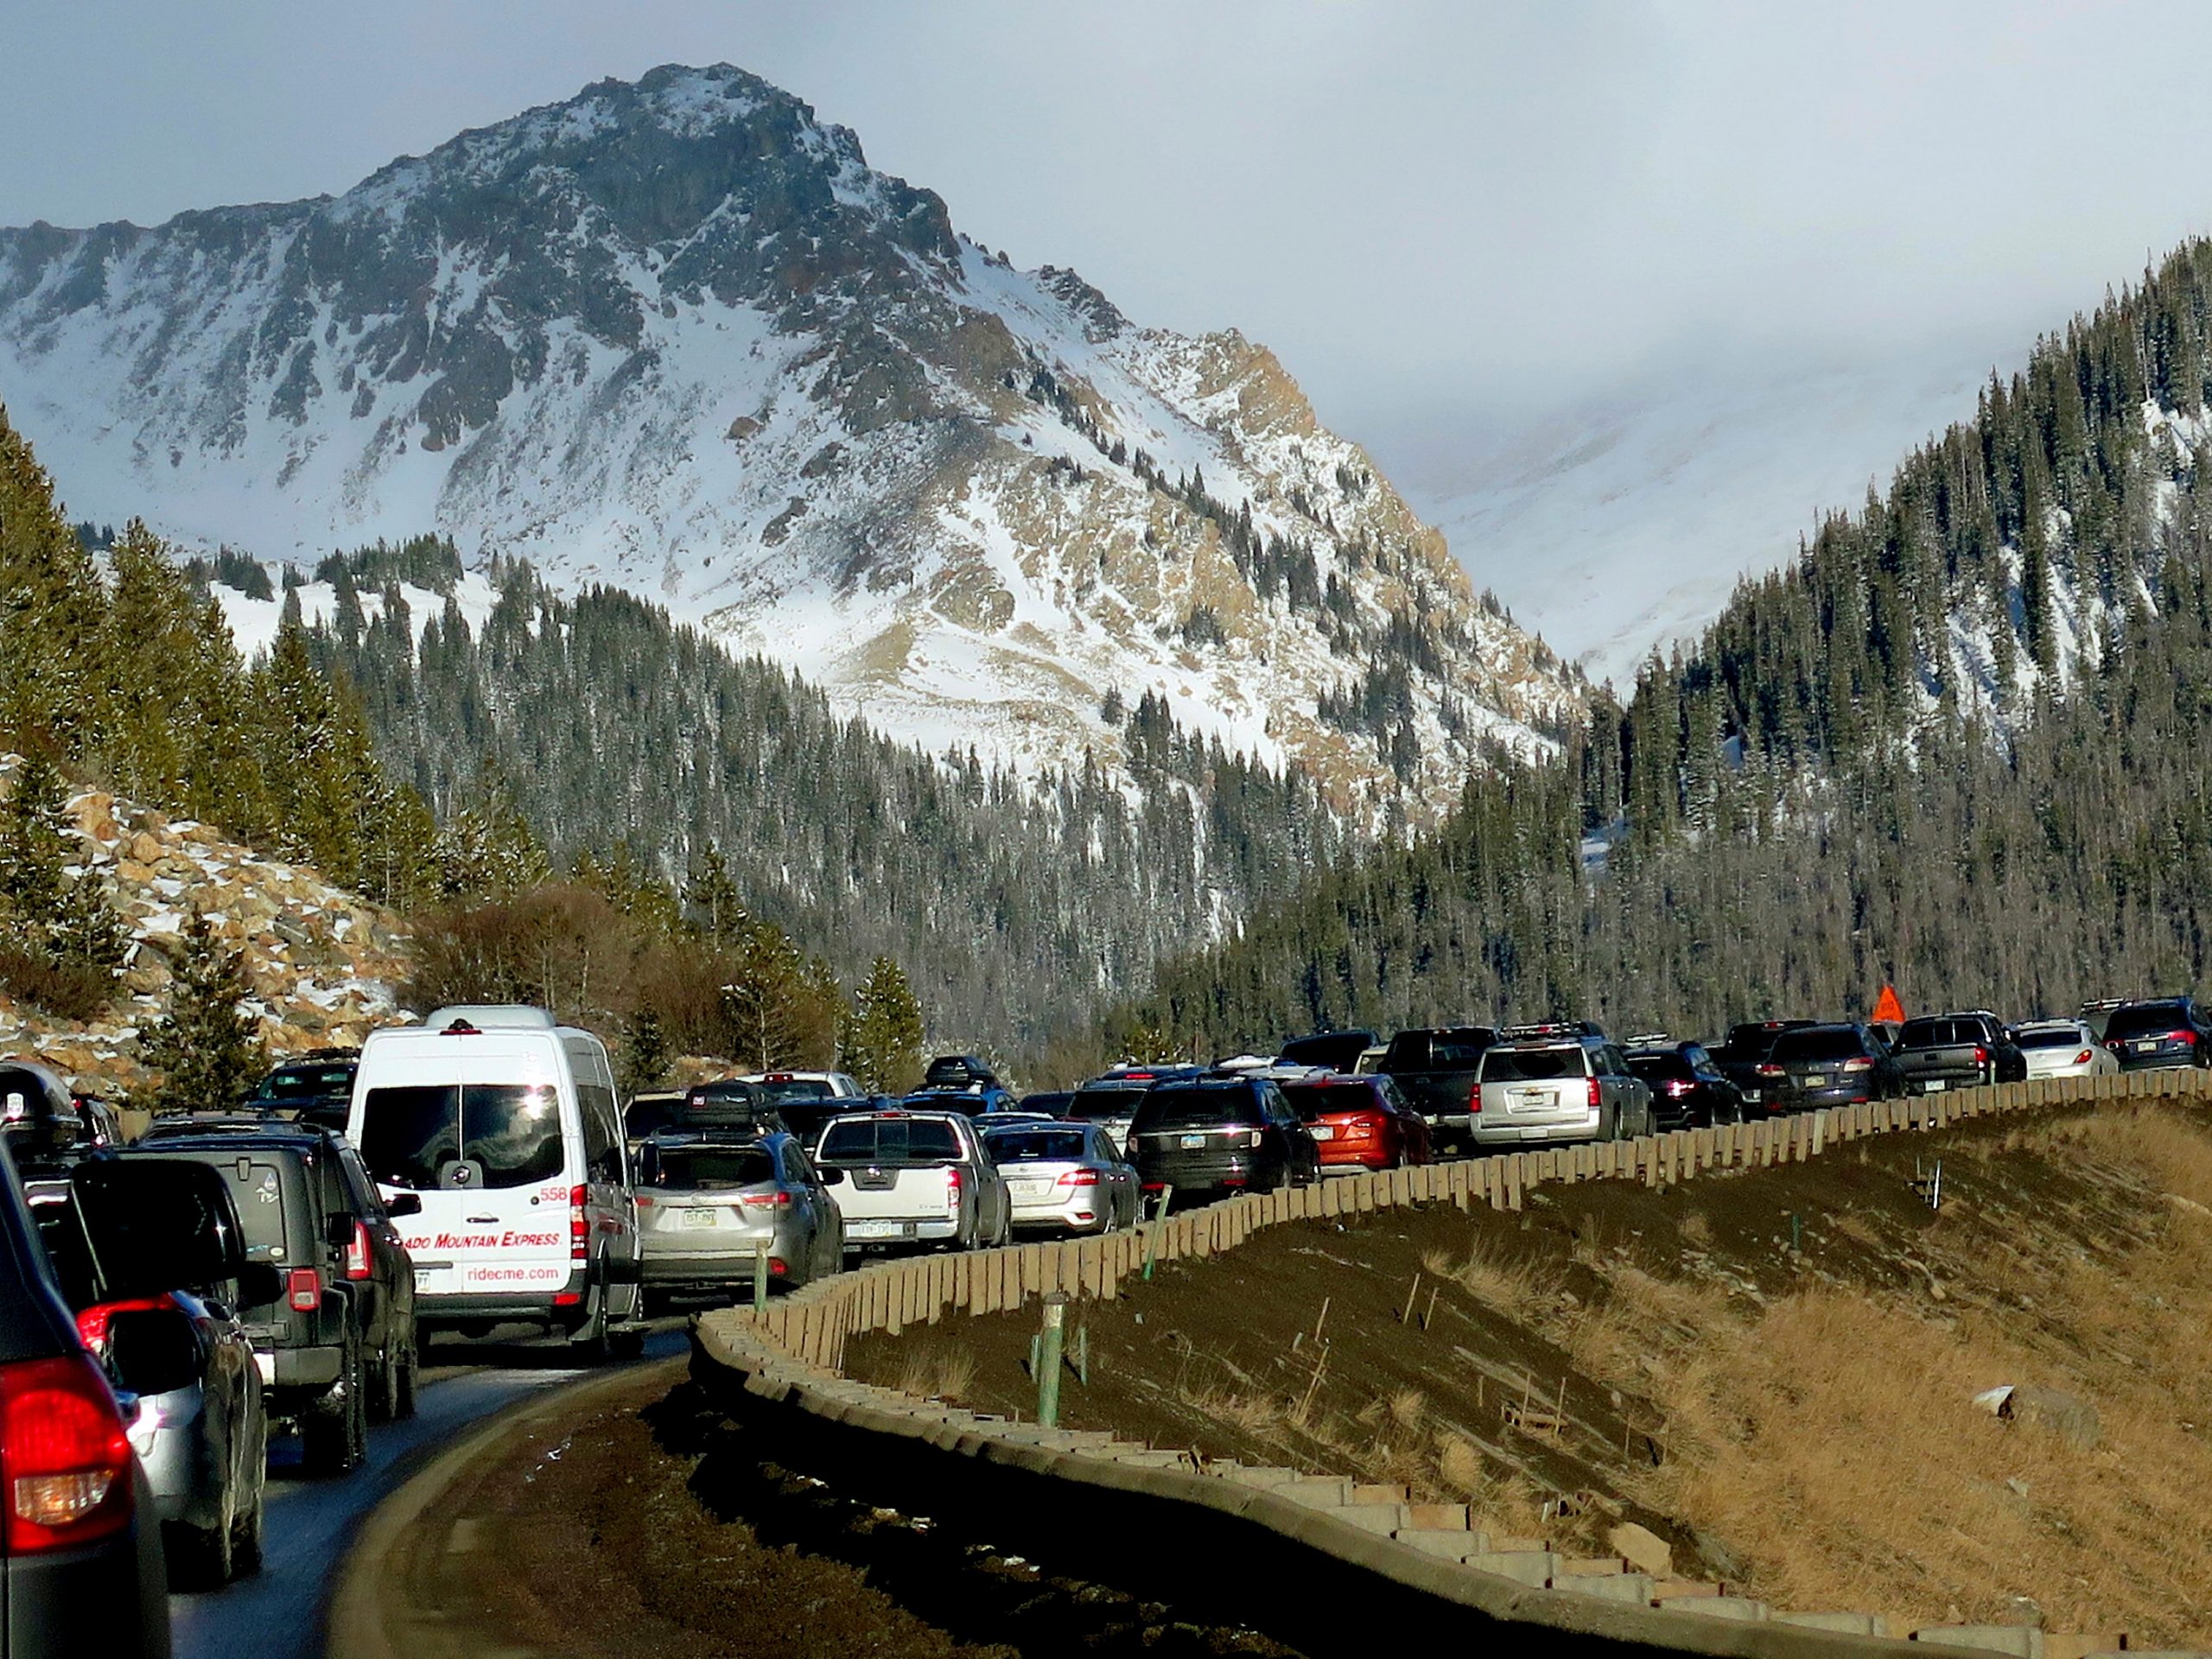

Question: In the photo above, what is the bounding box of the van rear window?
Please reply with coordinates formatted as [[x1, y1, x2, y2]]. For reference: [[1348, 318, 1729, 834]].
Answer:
[[359, 1084, 564, 1190], [1480, 1046, 1586, 1083], [652, 1147, 776, 1191]]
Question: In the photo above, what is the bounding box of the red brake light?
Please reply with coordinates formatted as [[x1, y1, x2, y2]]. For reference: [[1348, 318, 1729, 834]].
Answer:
[[944, 1166, 963, 1210], [1843, 1057, 1873, 1073], [1467, 1080, 1482, 1114], [73, 1294, 175, 1356], [0, 1353, 135, 1553], [1586, 1077, 1601, 1109], [2172, 1030, 2199, 1046], [1758, 1063, 1785, 1077], [2074, 1050, 2094, 1065], [287, 1268, 321, 1313], [1058, 1169, 1101, 1188], [739, 1191, 793, 1207], [570, 1185, 589, 1262], [346, 1219, 372, 1281], [1973, 1047, 1988, 1065]]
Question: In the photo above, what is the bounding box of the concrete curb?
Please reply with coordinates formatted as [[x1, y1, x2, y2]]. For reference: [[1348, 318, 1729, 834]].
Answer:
[[325, 1357, 686, 1659]]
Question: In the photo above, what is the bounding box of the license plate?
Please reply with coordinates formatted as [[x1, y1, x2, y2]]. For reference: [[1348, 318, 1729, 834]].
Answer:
[[847, 1219, 913, 1240], [1008, 1181, 1048, 1199], [680, 1208, 719, 1229], [1179, 1133, 1205, 1149], [2136, 1039, 2158, 1052], [1923, 1080, 1947, 1092], [1308, 1125, 1335, 1141], [1804, 1074, 1827, 1086]]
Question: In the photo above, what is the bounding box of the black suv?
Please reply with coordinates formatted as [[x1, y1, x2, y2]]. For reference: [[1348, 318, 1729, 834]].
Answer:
[[1126, 1076, 1319, 1198], [2101, 997, 2212, 1071], [1762, 1023, 1907, 1109], [119, 1125, 419, 1473], [242, 1049, 359, 1131], [1626, 1042, 1746, 1130]]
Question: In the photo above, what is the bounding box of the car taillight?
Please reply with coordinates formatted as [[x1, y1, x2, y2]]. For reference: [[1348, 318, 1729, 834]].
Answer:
[[287, 1268, 321, 1313], [1661, 1080, 1694, 1097], [945, 1167, 963, 1211], [0, 1352, 135, 1553], [1343, 1112, 1388, 1136], [1758, 1063, 1785, 1077], [2074, 1050, 2094, 1065], [1058, 1169, 1101, 1187], [346, 1218, 372, 1281], [1586, 1078, 1601, 1109], [570, 1184, 589, 1262], [2171, 1030, 2199, 1046], [1244, 1129, 1265, 1148], [1843, 1057, 1873, 1072], [739, 1191, 793, 1207], [1467, 1080, 1482, 1114], [1973, 1047, 1988, 1066]]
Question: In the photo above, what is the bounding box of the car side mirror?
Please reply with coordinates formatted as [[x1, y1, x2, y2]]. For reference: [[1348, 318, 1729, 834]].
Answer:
[[105, 1305, 202, 1398], [385, 1191, 422, 1217], [73, 1159, 247, 1298], [818, 1166, 846, 1185], [236, 1262, 285, 1309]]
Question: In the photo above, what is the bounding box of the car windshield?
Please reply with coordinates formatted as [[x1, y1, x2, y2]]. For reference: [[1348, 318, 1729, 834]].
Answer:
[[651, 1146, 777, 1190], [2103, 1003, 2192, 1040], [2015, 1026, 2088, 1050], [1278, 1083, 1371, 1119], [1481, 1046, 1586, 1082], [1131, 1086, 1257, 1130], [258, 1064, 353, 1099], [1770, 1028, 1864, 1063], [750, 1078, 833, 1105], [358, 1083, 564, 1190], [817, 1117, 963, 1165], [984, 1128, 1088, 1162]]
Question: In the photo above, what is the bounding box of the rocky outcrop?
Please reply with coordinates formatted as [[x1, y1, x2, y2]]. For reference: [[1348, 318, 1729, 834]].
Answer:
[[0, 756, 410, 1096]]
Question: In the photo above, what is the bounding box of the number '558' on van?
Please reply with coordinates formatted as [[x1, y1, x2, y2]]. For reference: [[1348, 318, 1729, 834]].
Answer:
[[346, 1006, 644, 1354]]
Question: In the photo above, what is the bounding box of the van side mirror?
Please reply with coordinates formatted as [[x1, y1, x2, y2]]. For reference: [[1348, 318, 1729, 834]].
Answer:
[[73, 1160, 247, 1298], [105, 1306, 202, 1398], [385, 1191, 422, 1217]]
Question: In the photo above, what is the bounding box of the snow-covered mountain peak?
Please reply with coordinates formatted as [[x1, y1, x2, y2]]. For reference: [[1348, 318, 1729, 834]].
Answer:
[[0, 65, 1580, 819]]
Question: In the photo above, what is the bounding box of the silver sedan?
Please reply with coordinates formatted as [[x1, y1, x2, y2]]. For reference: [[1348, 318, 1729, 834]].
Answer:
[[981, 1122, 1140, 1234], [2012, 1020, 2120, 1081]]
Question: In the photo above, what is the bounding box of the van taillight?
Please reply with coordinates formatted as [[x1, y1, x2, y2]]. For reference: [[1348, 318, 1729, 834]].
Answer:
[[346, 1219, 372, 1281], [570, 1185, 590, 1262], [287, 1269, 321, 1313], [0, 1352, 135, 1553]]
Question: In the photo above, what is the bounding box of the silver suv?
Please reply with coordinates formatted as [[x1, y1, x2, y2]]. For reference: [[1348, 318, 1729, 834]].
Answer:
[[1470, 1029, 1653, 1147]]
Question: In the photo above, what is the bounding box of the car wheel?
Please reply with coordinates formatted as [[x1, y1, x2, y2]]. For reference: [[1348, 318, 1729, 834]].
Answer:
[[607, 1325, 646, 1361], [302, 1319, 366, 1477], [367, 1338, 400, 1426], [229, 1476, 264, 1578], [166, 1510, 236, 1591]]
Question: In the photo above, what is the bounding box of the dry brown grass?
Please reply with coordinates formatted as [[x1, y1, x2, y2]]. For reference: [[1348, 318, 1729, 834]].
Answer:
[[892, 1344, 976, 1403], [1440, 1237, 1550, 1324]]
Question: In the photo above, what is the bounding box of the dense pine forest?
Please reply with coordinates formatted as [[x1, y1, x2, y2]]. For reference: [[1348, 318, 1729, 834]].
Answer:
[[276, 543, 1347, 1056], [1108, 238, 2212, 1057]]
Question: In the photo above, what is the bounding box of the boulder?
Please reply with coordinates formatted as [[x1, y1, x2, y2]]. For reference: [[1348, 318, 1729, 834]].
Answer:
[[2005, 1382, 2099, 1449], [1607, 1522, 1673, 1580]]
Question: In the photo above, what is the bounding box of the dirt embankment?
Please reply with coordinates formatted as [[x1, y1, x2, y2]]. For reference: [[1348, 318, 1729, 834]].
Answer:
[[420, 1368, 1301, 1659], [847, 1102, 2212, 1648]]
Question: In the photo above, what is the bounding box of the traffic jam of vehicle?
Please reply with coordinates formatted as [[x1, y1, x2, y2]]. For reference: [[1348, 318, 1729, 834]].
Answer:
[[0, 989, 2198, 1651]]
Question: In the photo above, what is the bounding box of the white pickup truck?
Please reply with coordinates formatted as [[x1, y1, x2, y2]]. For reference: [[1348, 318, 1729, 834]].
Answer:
[[810, 1109, 1011, 1252]]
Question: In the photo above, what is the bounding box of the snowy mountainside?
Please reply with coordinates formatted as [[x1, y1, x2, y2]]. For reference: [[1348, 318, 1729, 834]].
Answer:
[[0, 63, 1579, 822], [1397, 348, 2010, 688]]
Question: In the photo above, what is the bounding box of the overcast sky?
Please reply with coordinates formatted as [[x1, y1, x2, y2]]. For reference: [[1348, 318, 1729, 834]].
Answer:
[[7, 1, 2212, 466]]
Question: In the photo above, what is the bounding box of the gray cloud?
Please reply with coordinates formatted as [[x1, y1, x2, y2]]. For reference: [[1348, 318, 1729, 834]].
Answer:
[[5, 1, 2209, 486]]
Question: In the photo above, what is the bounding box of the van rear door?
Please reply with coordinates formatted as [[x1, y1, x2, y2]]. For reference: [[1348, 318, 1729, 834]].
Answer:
[[354, 1046, 573, 1308]]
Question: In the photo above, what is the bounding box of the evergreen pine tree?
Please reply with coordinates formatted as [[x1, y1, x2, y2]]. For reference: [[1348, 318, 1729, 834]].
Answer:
[[142, 907, 265, 1114], [841, 957, 925, 1093], [618, 1006, 671, 1097]]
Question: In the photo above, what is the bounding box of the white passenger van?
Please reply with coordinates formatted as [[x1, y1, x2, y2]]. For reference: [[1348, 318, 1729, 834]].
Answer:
[[347, 1005, 642, 1351]]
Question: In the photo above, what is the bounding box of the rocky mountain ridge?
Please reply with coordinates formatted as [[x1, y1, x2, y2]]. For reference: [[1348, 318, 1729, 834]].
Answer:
[[0, 63, 1580, 819]]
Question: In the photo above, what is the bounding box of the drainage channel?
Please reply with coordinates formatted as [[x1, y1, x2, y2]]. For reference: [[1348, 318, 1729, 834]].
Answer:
[[649, 1379, 1305, 1658]]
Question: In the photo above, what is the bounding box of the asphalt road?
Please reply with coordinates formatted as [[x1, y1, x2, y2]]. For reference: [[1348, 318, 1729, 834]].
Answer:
[[170, 1324, 691, 1659]]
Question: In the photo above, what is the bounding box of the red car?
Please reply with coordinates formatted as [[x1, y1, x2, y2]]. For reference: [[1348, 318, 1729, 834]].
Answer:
[[1279, 1076, 1432, 1171]]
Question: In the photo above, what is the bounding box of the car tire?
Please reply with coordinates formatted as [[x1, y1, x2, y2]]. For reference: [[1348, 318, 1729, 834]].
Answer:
[[229, 1477, 264, 1578], [368, 1337, 400, 1425], [608, 1325, 646, 1361], [393, 1326, 418, 1421], [302, 1320, 367, 1477], [166, 1510, 236, 1591]]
